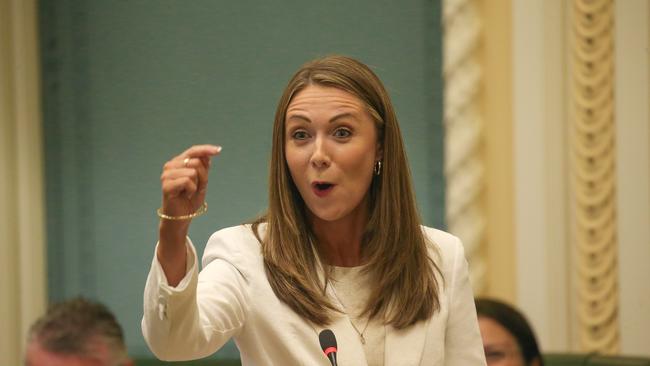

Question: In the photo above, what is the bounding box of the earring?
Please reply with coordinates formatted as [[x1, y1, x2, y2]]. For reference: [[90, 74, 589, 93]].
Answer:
[[374, 160, 382, 176]]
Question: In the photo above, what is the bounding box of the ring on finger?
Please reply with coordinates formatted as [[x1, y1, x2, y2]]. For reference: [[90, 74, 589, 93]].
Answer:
[[183, 157, 191, 167]]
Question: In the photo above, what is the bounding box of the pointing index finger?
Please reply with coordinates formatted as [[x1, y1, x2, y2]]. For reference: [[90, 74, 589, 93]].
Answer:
[[183, 144, 222, 159]]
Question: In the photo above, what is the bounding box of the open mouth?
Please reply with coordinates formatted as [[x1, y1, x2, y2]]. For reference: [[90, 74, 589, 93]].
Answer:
[[314, 182, 333, 190], [312, 182, 335, 196]]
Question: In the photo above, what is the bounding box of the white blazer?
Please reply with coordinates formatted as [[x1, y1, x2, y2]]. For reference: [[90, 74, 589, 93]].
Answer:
[[142, 225, 486, 365]]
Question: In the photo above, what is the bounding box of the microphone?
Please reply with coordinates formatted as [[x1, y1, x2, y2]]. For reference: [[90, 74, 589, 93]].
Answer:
[[319, 329, 338, 366]]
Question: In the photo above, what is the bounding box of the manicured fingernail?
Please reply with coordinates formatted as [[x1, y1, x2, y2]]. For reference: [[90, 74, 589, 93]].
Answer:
[[215, 146, 222, 153]]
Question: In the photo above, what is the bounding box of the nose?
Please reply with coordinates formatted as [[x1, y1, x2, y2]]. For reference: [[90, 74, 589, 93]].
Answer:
[[310, 135, 331, 169]]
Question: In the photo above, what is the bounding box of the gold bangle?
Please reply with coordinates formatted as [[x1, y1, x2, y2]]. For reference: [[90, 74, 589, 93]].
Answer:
[[157, 202, 208, 221]]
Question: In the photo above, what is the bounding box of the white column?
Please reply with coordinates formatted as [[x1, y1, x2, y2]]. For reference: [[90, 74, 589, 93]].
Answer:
[[614, 0, 650, 356], [0, 0, 47, 364], [512, 0, 571, 352]]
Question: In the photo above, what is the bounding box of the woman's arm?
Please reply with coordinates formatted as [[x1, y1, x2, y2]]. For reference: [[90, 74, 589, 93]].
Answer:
[[143, 144, 251, 360]]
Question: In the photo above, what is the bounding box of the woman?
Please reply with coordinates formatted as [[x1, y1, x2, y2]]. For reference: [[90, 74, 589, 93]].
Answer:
[[475, 298, 543, 366], [142, 55, 485, 365]]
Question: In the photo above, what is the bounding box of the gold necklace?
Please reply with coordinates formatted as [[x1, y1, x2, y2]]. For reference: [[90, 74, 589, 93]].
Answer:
[[330, 284, 371, 344]]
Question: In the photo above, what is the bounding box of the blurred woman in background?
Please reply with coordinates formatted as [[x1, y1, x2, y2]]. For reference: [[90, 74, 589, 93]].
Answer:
[[476, 298, 543, 366]]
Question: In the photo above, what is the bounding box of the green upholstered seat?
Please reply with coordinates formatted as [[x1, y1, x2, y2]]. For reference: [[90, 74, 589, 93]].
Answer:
[[588, 355, 650, 366], [545, 353, 650, 366], [544, 353, 591, 366]]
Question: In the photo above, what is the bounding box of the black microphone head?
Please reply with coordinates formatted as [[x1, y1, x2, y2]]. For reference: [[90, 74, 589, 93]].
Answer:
[[319, 329, 337, 352]]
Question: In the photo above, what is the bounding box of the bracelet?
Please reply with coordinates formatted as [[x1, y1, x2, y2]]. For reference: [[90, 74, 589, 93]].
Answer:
[[156, 202, 208, 221]]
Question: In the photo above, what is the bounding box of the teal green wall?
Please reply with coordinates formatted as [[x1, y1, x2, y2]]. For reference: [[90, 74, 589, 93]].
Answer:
[[38, 0, 444, 359]]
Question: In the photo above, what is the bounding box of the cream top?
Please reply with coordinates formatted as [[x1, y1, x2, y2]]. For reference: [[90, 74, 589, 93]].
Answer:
[[330, 265, 385, 366]]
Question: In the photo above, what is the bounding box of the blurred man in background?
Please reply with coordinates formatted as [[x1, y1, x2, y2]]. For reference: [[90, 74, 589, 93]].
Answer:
[[25, 297, 133, 366]]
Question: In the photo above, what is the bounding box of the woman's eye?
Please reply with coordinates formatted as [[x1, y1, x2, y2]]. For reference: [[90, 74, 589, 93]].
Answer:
[[333, 128, 352, 138], [484, 350, 506, 362], [292, 130, 309, 140]]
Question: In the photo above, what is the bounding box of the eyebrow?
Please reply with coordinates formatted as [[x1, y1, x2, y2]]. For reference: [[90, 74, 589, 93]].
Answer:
[[483, 343, 518, 350], [286, 112, 358, 124]]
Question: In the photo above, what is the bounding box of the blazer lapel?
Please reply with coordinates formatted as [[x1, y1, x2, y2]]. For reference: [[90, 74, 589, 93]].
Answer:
[[384, 317, 430, 365]]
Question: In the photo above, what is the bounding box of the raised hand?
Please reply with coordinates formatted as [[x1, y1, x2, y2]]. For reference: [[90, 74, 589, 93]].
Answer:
[[157, 144, 221, 285], [160, 144, 221, 219]]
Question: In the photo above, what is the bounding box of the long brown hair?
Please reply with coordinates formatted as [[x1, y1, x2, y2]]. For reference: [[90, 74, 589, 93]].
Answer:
[[252, 55, 441, 329]]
